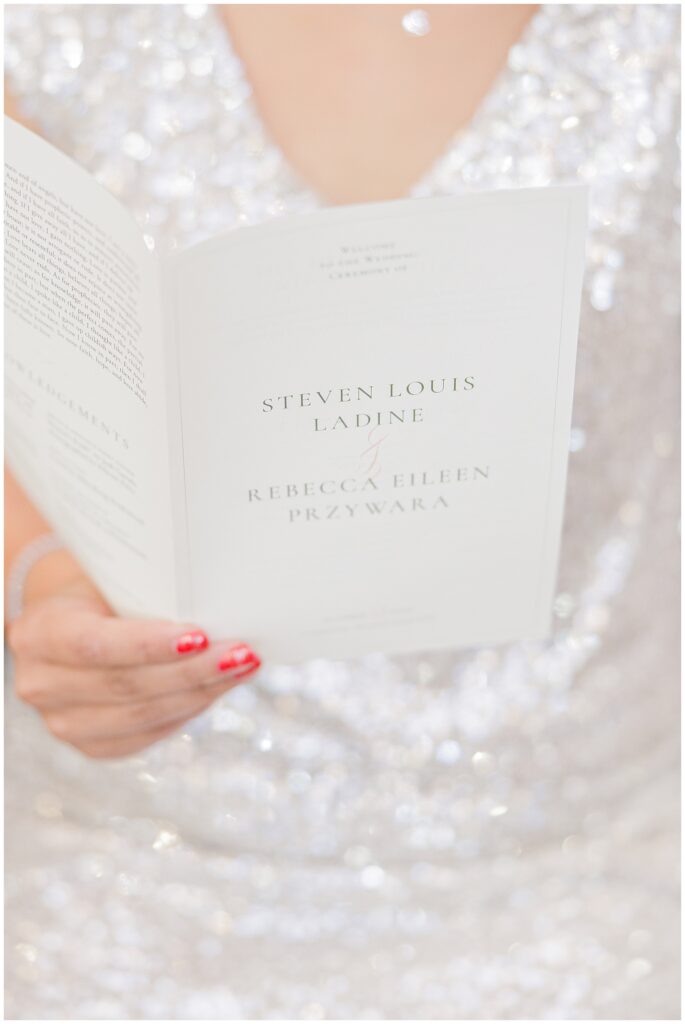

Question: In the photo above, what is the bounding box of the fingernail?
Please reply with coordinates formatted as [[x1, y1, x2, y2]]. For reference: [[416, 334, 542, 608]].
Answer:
[[176, 630, 209, 654], [218, 643, 261, 674]]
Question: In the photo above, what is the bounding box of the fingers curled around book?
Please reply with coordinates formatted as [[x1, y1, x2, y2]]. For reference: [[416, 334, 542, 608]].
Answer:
[[9, 601, 214, 669], [13, 639, 262, 709], [102, 641, 262, 701]]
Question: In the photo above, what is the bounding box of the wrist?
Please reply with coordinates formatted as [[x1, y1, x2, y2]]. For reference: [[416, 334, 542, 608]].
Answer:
[[6, 535, 93, 625], [22, 547, 90, 608]]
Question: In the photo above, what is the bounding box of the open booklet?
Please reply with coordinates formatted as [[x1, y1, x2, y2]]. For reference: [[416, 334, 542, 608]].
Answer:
[[5, 116, 587, 663]]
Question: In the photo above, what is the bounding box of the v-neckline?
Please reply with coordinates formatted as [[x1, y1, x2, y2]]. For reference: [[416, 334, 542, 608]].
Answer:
[[207, 4, 551, 208]]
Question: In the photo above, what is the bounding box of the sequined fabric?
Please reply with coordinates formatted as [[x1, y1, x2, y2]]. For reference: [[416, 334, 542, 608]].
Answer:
[[4, 5, 680, 1019]]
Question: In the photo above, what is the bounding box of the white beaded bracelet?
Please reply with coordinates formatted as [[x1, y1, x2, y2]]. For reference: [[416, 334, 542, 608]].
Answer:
[[6, 532, 65, 623]]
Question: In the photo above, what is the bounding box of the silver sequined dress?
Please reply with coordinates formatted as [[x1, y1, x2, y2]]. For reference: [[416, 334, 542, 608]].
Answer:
[[4, 5, 680, 1019]]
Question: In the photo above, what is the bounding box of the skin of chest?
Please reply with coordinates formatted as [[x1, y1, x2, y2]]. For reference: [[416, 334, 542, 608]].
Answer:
[[218, 4, 539, 204]]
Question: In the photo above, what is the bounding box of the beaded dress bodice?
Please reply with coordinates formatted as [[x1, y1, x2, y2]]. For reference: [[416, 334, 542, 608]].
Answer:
[[5, 5, 680, 1019]]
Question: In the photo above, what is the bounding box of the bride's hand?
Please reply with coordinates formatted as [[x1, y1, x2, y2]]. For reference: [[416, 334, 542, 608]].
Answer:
[[7, 565, 261, 759]]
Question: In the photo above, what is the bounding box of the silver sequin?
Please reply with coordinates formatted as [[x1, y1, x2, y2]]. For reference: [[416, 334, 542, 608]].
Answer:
[[4, 4, 680, 1019]]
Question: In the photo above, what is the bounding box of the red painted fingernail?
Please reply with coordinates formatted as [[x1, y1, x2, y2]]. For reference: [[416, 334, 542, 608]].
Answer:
[[218, 643, 261, 673], [231, 660, 262, 680], [176, 630, 209, 654]]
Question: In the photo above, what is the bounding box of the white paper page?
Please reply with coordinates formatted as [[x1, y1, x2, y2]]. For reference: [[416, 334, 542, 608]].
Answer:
[[4, 118, 178, 618], [170, 185, 587, 663]]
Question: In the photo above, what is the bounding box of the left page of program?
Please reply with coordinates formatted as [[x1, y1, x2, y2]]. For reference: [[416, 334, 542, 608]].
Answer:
[[4, 117, 180, 619]]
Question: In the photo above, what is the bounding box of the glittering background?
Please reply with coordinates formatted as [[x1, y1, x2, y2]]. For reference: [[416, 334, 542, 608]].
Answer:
[[4, 4, 681, 1019]]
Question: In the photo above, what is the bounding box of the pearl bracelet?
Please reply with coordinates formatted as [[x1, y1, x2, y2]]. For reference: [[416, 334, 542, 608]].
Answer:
[[6, 533, 65, 623]]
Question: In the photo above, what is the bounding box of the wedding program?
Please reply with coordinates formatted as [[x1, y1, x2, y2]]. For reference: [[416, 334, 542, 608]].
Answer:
[[5, 116, 587, 662]]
